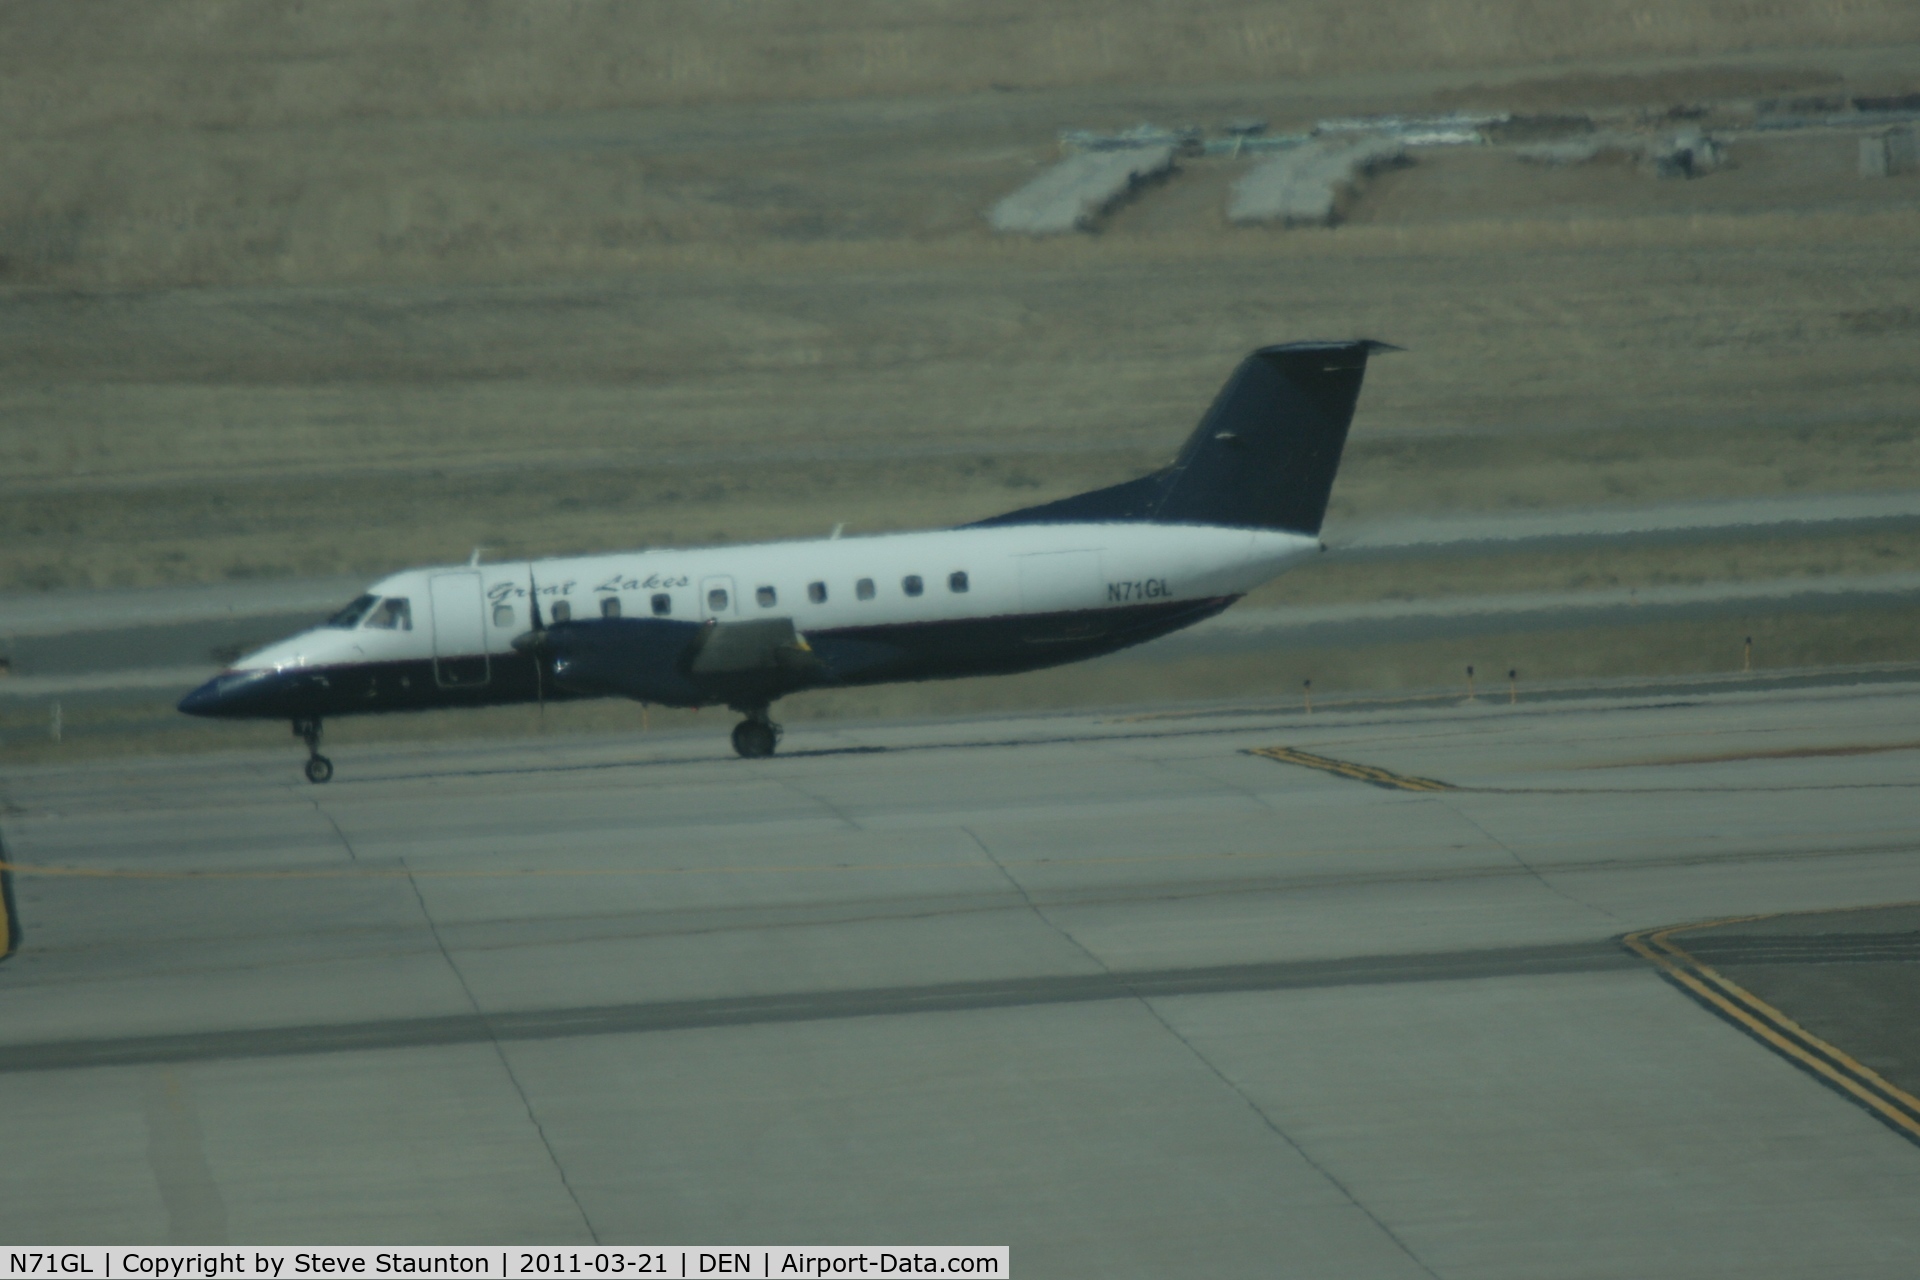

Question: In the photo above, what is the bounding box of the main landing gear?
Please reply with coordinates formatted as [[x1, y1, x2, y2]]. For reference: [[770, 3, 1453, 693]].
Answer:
[[294, 717, 333, 784], [730, 706, 781, 759]]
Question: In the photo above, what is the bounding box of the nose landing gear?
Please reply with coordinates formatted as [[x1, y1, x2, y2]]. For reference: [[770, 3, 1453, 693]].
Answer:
[[730, 705, 780, 759], [295, 718, 333, 783]]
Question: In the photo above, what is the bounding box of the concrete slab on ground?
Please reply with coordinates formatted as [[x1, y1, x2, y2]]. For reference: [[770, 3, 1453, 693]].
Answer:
[[3, 683, 1918, 1268]]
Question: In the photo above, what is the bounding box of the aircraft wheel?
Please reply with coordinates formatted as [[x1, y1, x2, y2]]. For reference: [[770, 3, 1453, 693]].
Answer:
[[732, 720, 776, 759], [305, 755, 335, 784]]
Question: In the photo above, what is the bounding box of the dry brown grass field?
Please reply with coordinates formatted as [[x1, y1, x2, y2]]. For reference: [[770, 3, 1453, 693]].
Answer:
[[4, 2, 1919, 726], [9, 2, 1919, 135], [7, 221, 1918, 592]]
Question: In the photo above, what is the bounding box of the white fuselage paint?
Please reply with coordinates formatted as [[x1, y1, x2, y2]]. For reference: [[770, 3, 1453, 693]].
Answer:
[[234, 523, 1317, 675]]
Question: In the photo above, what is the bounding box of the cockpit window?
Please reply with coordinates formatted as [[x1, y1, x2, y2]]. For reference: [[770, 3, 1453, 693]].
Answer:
[[326, 594, 379, 629], [365, 597, 413, 631]]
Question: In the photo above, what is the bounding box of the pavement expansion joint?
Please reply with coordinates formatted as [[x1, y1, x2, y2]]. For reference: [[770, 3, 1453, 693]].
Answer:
[[1623, 912, 1920, 1149]]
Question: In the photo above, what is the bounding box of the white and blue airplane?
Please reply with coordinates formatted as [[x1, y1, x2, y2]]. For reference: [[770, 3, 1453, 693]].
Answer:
[[180, 340, 1391, 780]]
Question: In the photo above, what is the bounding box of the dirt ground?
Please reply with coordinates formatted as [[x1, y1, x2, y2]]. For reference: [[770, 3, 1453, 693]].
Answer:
[[4, 5, 1919, 719]]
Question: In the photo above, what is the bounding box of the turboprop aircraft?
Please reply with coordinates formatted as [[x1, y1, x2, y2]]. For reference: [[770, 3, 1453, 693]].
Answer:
[[179, 340, 1392, 781]]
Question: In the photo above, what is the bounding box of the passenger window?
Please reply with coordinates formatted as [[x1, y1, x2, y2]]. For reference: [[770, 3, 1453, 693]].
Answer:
[[756, 586, 777, 608], [948, 571, 969, 593], [856, 578, 875, 601], [550, 600, 571, 623], [367, 597, 413, 630], [903, 575, 923, 597], [491, 603, 514, 628], [601, 596, 621, 619], [707, 587, 729, 612], [808, 581, 827, 604], [652, 593, 672, 616]]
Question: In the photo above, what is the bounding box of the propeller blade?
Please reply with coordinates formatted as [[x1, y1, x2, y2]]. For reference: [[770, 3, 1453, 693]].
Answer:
[[509, 563, 548, 712], [529, 565, 546, 711]]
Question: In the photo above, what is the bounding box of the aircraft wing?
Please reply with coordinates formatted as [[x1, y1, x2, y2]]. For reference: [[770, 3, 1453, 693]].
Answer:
[[540, 615, 822, 708], [690, 617, 823, 676]]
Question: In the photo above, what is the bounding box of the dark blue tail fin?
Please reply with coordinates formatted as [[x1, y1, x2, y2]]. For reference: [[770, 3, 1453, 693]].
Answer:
[[969, 340, 1393, 536]]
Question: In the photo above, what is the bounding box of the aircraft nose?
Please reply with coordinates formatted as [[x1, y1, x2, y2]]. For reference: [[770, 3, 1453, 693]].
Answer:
[[178, 669, 277, 718], [177, 675, 230, 717]]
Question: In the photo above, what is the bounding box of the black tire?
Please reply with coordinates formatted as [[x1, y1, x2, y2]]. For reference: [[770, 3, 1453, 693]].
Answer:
[[731, 721, 776, 759], [305, 755, 334, 784]]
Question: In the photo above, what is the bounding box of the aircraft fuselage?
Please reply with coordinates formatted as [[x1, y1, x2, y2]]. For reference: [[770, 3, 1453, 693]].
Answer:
[[181, 522, 1315, 723]]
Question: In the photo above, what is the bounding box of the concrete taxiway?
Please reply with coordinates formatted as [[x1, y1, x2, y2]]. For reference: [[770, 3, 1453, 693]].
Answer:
[[2, 680, 1918, 1273]]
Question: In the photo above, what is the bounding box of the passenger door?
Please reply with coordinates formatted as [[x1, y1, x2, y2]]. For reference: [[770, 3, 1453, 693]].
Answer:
[[428, 572, 490, 688]]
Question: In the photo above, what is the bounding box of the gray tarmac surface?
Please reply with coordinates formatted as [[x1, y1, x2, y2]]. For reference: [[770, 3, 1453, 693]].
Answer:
[[1169, 569, 1920, 654], [2, 679, 1918, 1271]]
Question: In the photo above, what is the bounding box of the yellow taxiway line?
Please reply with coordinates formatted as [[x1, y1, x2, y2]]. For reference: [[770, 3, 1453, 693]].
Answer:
[[1624, 913, 1920, 1147], [1244, 745, 1454, 792], [0, 863, 15, 960]]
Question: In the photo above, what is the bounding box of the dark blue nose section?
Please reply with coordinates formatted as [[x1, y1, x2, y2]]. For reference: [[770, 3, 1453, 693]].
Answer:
[[177, 678, 224, 717], [179, 669, 285, 718]]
